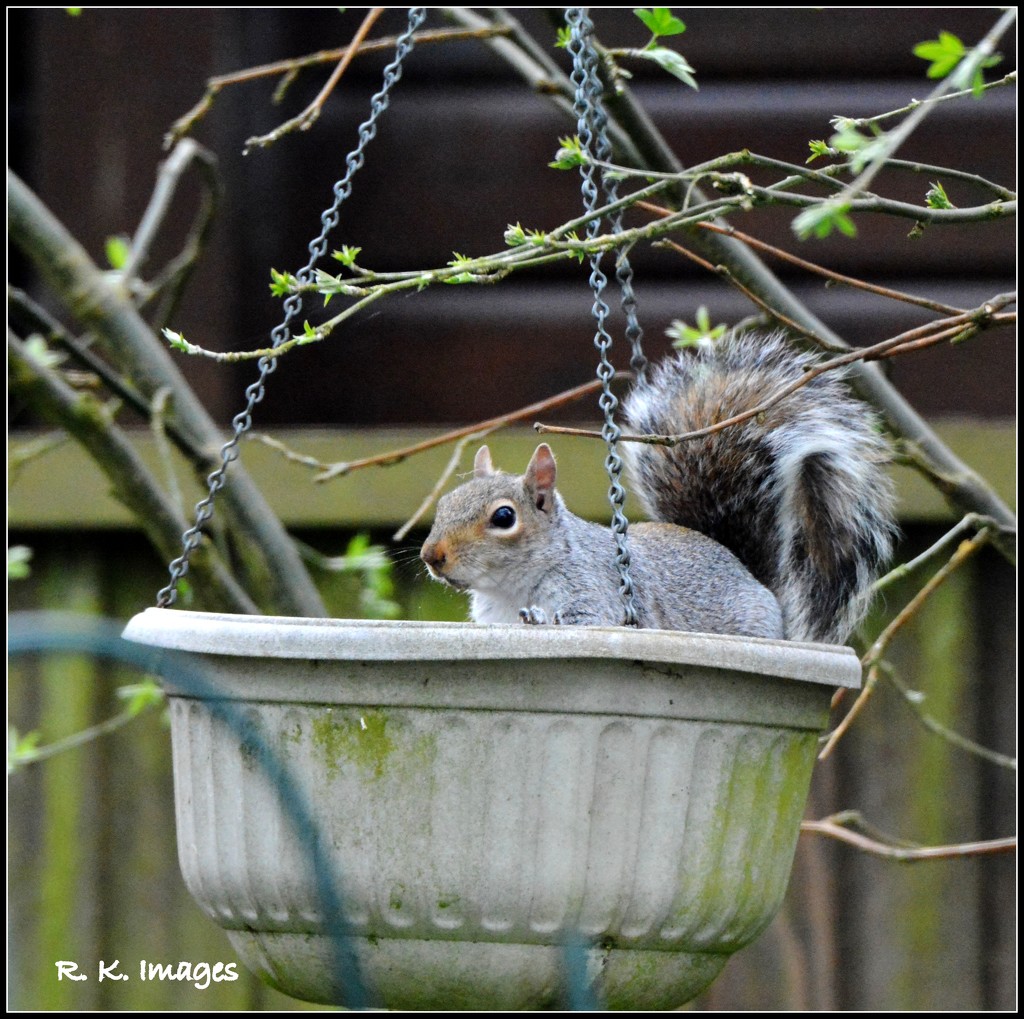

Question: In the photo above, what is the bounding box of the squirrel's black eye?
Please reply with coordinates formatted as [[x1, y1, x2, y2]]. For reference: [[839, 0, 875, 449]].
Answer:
[[490, 505, 517, 529]]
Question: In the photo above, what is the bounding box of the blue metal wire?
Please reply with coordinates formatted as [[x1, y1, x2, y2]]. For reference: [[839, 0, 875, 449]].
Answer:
[[11, 611, 613, 1008], [9, 611, 369, 1008]]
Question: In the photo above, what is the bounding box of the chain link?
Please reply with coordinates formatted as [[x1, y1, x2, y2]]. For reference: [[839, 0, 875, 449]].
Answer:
[[158, 8, 427, 607], [566, 8, 641, 626], [568, 15, 647, 381]]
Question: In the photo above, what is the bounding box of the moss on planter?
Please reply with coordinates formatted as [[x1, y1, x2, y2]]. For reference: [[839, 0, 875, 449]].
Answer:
[[311, 709, 395, 780]]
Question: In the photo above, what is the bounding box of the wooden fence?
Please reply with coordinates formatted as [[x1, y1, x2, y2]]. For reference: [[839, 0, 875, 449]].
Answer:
[[9, 423, 1016, 1011], [9, 6, 1015, 1009]]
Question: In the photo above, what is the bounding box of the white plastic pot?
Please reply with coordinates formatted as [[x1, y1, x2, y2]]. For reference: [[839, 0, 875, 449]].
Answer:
[[123, 608, 859, 1010]]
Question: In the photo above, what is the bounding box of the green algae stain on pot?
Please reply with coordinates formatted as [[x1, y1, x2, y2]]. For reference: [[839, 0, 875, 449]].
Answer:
[[311, 709, 395, 779]]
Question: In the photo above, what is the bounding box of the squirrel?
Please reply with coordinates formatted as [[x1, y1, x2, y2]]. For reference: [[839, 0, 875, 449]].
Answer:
[[420, 330, 897, 644]]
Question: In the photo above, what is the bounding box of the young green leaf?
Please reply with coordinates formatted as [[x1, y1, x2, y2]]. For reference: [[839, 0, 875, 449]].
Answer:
[[104, 234, 132, 270], [116, 679, 165, 717], [549, 135, 588, 170], [828, 124, 887, 173], [331, 245, 362, 267], [915, 30, 1002, 91], [666, 306, 727, 347], [504, 223, 547, 247], [8, 545, 33, 580], [806, 139, 833, 164], [8, 727, 43, 772], [162, 327, 198, 354], [554, 25, 572, 49], [504, 223, 528, 246], [314, 268, 343, 292], [269, 267, 298, 297], [793, 203, 857, 241], [345, 534, 400, 619], [924, 181, 956, 209], [22, 335, 65, 369], [829, 124, 871, 154], [633, 8, 686, 39], [913, 31, 966, 80], [565, 230, 586, 263], [833, 211, 858, 237], [635, 46, 698, 90], [970, 59, 1002, 96]]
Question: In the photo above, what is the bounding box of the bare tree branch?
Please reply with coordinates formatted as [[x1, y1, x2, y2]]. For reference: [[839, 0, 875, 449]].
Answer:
[[8, 170, 325, 617], [243, 8, 386, 153], [443, 6, 1017, 539], [820, 526, 993, 759], [801, 814, 1015, 861], [9, 331, 258, 615]]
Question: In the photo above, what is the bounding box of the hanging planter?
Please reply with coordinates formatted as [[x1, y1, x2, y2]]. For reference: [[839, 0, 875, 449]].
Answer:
[[123, 607, 858, 1010], [107, 7, 886, 1010]]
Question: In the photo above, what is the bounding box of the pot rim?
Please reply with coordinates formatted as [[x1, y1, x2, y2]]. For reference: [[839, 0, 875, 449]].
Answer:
[[123, 608, 861, 689]]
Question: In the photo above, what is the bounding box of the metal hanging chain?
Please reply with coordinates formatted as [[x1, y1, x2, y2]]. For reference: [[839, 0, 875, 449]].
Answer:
[[566, 8, 641, 626], [567, 18, 647, 382], [157, 8, 427, 608], [596, 135, 647, 382]]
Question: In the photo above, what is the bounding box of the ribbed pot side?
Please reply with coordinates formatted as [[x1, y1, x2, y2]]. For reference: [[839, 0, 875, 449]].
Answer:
[[124, 609, 860, 1010]]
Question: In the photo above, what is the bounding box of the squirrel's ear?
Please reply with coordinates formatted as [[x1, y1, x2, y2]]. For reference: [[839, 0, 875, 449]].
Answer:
[[473, 445, 496, 478], [524, 444, 557, 512]]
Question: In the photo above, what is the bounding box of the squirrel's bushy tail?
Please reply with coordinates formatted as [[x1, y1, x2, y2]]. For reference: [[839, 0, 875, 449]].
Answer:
[[624, 331, 897, 644]]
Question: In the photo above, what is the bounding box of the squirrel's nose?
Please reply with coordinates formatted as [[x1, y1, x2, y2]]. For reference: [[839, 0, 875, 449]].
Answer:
[[420, 540, 447, 572]]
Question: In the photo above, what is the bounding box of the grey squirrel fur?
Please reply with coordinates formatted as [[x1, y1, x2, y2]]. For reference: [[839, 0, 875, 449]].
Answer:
[[421, 331, 896, 644]]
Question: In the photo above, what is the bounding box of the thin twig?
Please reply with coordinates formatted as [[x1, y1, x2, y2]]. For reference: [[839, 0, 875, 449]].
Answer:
[[244, 8, 386, 153], [885, 666, 1016, 770], [10, 706, 152, 769], [166, 24, 513, 146], [9, 330, 259, 615], [592, 151, 849, 194], [140, 146, 222, 329], [393, 430, 496, 541], [689, 219, 966, 317], [748, 184, 1015, 225], [310, 375, 628, 482], [801, 815, 1015, 861], [840, 70, 1017, 133], [891, 442, 1017, 564], [122, 139, 220, 287], [7, 431, 70, 485], [808, 10, 1018, 222], [871, 156, 1016, 202], [652, 236, 838, 350], [537, 297, 1014, 446], [149, 387, 185, 516], [872, 514, 1002, 592], [819, 527, 993, 760], [596, 147, 1017, 209]]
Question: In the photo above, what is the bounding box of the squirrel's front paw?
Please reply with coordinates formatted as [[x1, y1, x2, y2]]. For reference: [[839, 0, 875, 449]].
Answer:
[[519, 606, 562, 625]]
